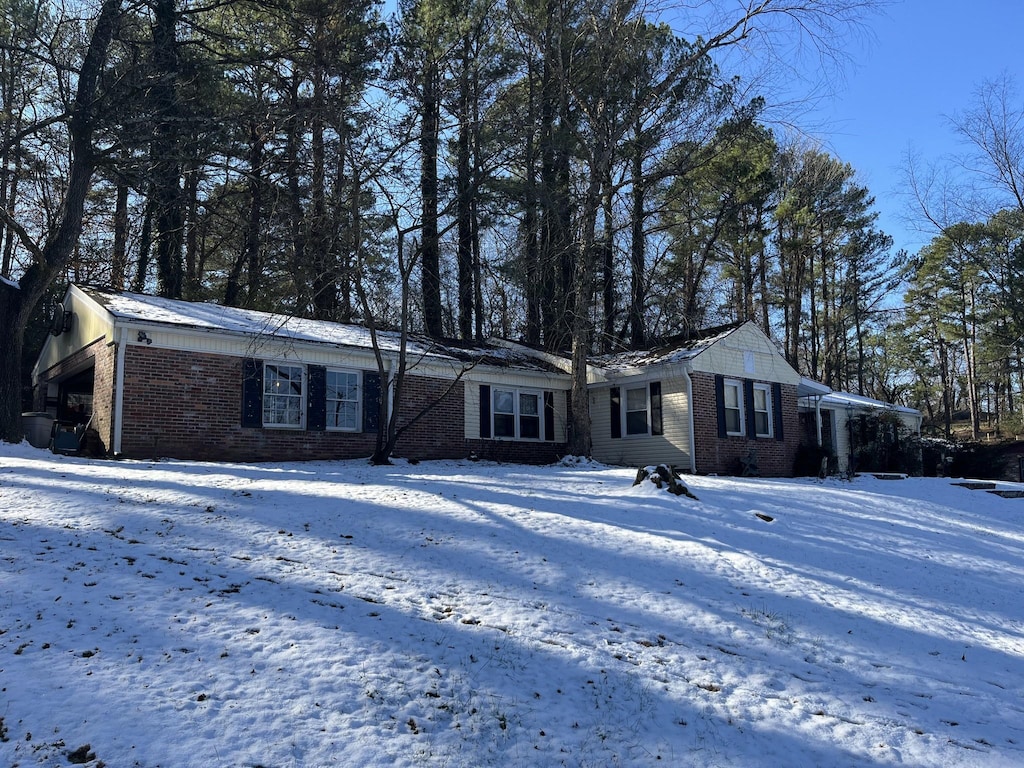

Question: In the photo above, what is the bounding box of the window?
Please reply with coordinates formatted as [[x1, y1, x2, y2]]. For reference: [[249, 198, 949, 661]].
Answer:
[[611, 381, 663, 439], [723, 379, 744, 435], [492, 387, 543, 440], [625, 386, 649, 435], [493, 388, 516, 437], [753, 383, 773, 437], [263, 363, 304, 427], [519, 392, 541, 438], [326, 369, 360, 431]]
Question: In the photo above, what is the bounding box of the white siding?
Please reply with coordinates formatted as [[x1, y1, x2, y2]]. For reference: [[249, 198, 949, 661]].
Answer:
[[690, 324, 800, 386], [464, 378, 568, 442], [589, 377, 692, 468], [34, 290, 114, 376]]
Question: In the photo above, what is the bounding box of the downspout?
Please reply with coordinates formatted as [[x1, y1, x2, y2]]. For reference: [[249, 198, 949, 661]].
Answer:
[[112, 325, 128, 456], [682, 368, 697, 474], [815, 395, 823, 447]]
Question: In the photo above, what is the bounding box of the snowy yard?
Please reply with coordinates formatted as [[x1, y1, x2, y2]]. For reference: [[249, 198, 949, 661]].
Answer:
[[1, 441, 1022, 767]]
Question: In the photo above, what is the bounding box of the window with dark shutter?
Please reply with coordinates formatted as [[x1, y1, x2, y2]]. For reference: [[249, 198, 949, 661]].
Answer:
[[715, 375, 727, 438], [650, 381, 663, 436], [610, 387, 621, 439], [544, 391, 555, 441], [241, 358, 263, 428], [306, 365, 326, 432], [743, 379, 756, 438], [479, 384, 491, 438], [362, 371, 381, 433], [772, 382, 784, 441]]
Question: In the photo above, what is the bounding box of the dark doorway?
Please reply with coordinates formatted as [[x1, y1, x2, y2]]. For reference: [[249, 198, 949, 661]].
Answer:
[[59, 366, 95, 424]]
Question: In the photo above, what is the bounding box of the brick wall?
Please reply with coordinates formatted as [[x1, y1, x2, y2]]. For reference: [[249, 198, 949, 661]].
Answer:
[[34, 338, 115, 455], [390, 375, 466, 460], [117, 347, 566, 463], [91, 342, 116, 455], [690, 371, 800, 477]]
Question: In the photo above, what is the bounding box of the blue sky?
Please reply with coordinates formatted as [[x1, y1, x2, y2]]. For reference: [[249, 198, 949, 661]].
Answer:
[[800, 0, 1022, 255]]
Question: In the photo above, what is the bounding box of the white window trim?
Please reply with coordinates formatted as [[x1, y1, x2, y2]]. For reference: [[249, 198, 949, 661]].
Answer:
[[326, 368, 361, 432], [724, 378, 745, 437], [492, 387, 545, 441], [622, 384, 651, 437], [753, 382, 773, 438], [263, 362, 305, 429]]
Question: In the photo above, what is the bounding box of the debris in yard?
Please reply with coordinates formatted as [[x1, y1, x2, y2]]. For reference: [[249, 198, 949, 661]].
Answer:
[[633, 464, 698, 499], [67, 744, 96, 764]]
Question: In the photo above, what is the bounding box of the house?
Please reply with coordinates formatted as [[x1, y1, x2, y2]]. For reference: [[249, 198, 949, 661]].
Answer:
[[32, 287, 847, 477], [798, 387, 923, 473], [575, 322, 820, 477], [31, 285, 571, 463]]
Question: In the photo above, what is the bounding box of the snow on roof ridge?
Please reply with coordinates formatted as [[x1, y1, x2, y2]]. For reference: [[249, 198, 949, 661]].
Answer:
[[591, 321, 747, 371]]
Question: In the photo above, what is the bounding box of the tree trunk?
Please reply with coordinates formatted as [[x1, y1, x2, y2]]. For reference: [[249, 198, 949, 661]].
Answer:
[[629, 135, 646, 348], [151, 0, 184, 299], [111, 180, 129, 290], [456, 32, 474, 341], [0, 0, 122, 442], [566, 144, 609, 457], [420, 53, 443, 338], [309, 29, 337, 322], [226, 123, 263, 308], [600, 172, 615, 351]]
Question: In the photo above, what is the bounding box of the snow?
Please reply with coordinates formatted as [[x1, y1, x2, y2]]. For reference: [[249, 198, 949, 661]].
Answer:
[[82, 285, 559, 373], [1, 442, 1023, 767], [809, 390, 922, 416], [591, 325, 739, 373], [87, 285, 435, 357]]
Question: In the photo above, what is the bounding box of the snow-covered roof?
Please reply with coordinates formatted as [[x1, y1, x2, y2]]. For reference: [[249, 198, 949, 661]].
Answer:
[[809, 389, 922, 417], [78, 285, 565, 375], [798, 377, 832, 398], [590, 323, 744, 373]]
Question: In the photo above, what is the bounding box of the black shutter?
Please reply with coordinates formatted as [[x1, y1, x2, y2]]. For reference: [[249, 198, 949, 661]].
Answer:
[[772, 382, 784, 441], [610, 387, 621, 439], [363, 370, 381, 433], [744, 379, 756, 438], [650, 381, 663, 436], [241, 358, 263, 428], [307, 365, 326, 431], [543, 391, 555, 441], [479, 385, 491, 438], [715, 374, 726, 438]]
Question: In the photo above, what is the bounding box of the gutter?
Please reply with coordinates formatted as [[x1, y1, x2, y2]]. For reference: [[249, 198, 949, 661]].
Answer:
[[112, 324, 128, 456], [681, 368, 698, 474]]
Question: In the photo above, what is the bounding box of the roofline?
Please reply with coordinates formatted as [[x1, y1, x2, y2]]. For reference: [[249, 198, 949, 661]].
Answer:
[[73, 285, 570, 378]]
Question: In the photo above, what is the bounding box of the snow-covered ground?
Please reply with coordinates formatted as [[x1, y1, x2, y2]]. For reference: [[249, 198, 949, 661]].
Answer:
[[1, 441, 1023, 768]]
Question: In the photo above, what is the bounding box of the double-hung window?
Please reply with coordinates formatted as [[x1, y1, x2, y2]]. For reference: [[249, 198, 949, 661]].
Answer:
[[752, 383, 773, 437], [326, 369, 360, 431], [263, 363, 304, 427], [610, 381, 663, 438], [493, 388, 543, 440], [625, 386, 649, 435], [723, 379, 744, 436]]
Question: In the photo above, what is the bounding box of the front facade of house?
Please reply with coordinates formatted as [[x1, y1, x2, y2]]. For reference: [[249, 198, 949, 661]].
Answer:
[[32, 285, 570, 463], [38, 287, 904, 477], [586, 323, 804, 476]]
